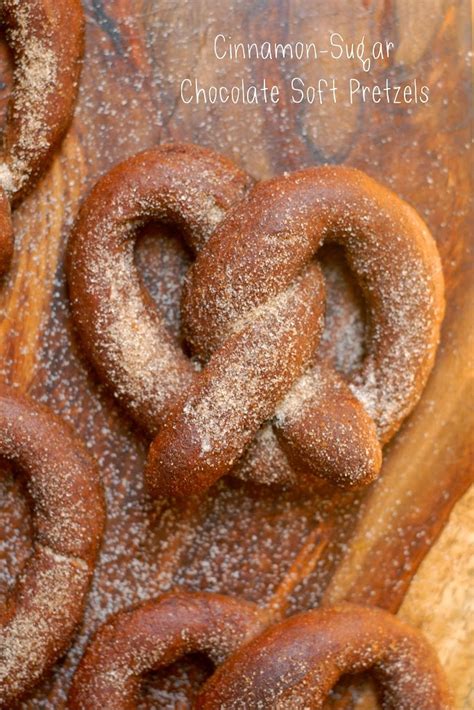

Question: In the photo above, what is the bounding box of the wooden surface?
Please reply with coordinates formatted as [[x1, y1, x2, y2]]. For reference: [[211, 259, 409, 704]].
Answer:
[[0, 0, 472, 707]]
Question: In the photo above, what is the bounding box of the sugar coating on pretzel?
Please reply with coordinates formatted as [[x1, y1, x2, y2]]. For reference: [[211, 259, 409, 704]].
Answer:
[[69, 598, 451, 710], [67, 143, 254, 436], [0, 0, 84, 275], [181, 167, 445, 443], [67, 143, 444, 497], [67, 591, 267, 710], [149, 164, 444, 494], [68, 142, 329, 494], [146, 262, 327, 496], [0, 386, 105, 707], [197, 603, 452, 709]]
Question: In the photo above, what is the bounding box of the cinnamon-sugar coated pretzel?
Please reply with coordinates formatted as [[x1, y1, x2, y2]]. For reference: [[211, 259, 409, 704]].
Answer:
[[198, 603, 452, 709], [67, 143, 444, 498], [67, 143, 326, 489], [67, 591, 267, 710], [0, 0, 84, 275], [68, 596, 451, 709], [0, 387, 105, 707], [150, 163, 444, 495]]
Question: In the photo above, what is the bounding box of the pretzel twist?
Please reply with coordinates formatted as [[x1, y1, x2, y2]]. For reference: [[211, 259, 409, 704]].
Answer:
[[0, 0, 84, 275], [67, 143, 444, 498], [149, 165, 444, 496], [68, 597, 451, 709], [0, 386, 105, 707]]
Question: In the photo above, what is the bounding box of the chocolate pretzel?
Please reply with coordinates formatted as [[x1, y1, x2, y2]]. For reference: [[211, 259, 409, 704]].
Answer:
[[149, 164, 445, 496], [68, 597, 451, 709], [67, 591, 267, 710], [0, 386, 105, 707], [67, 143, 444, 497], [0, 0, 84, 276], [195, 604, 452, 710], [198, 603, 452, 709]]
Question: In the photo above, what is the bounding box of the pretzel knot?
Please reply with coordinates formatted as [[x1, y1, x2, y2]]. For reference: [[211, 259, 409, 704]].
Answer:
[[67, 595, 451, 710], [0, 0, 84, 276], [67, 143, 444, 499]]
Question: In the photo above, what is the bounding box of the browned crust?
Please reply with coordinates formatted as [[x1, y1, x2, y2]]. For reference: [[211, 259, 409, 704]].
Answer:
[[0, 386, 105, 707], [0, 0, 84, 275], [66, 143, 444, 499], [197, 603, 453, 709], [67, 591, 266, 710], [68, 598, 451, 710]]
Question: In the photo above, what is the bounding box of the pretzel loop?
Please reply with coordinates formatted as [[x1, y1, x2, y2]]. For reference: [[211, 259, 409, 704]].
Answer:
[[0, 387, 105, 707], [197, 604, 452, 710], [0, 0, 84, 275], [148, 165, 444, 495], [67, 143, 253, 435], [67, 592, 266, 710]]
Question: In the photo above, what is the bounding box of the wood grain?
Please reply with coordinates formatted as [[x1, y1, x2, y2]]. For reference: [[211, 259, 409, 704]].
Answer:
[[0, 1, 472, 707]]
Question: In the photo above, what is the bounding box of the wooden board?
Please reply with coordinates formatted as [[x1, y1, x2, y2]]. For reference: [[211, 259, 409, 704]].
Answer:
[[0, 0, 472, 707]]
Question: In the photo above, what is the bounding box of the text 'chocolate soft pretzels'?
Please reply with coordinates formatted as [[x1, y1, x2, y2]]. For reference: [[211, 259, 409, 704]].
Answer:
[[0, 386, 105, 707], [68, 596, 451, 710], [67, 143, 444, 498], [0, 0, 84, 276]]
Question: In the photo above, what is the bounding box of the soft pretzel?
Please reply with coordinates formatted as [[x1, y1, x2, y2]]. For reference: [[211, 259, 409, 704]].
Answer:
[[149, 165, 444, 496], [0, 386, 105, 707], [67, 143, 444, 498], [66, 144, 333, 490], [198, 603, 452, 709], [67, 591, 267, 710], [0, 0, 84, 275], [68, 597, 451, 709]]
